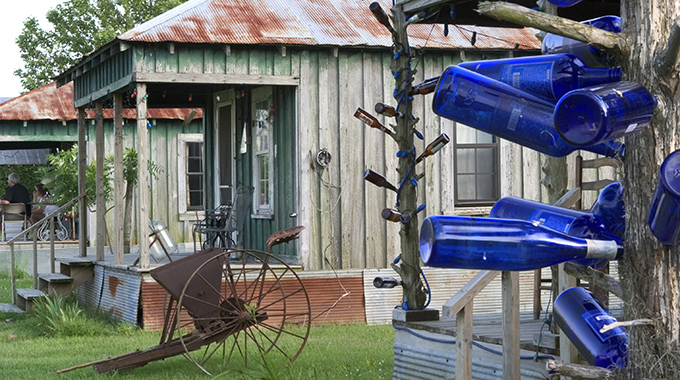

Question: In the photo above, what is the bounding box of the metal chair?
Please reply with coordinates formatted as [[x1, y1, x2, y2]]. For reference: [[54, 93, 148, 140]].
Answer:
[[223, 185, 255, 247], [193, 186, 254, 252], [2, 203, 27, 241]]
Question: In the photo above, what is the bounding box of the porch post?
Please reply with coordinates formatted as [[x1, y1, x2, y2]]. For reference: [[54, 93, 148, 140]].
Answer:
[[113, 93, 124, 265], [136, 83, 150, 269], [95, 101, 105, 261], [78, 108, 87, 257]]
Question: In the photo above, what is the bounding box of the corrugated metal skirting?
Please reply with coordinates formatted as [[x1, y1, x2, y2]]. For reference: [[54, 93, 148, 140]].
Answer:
[[393, 329, 548, 380], [75, 265, 141, 326]]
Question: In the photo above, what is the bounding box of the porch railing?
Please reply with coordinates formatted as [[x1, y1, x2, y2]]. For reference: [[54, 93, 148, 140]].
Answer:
[[8, 194, 86, 304]]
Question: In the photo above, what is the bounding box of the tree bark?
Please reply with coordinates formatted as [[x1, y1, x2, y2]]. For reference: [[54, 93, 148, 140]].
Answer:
[[620, 2, 680, 378], [546, 360, 615, 379]]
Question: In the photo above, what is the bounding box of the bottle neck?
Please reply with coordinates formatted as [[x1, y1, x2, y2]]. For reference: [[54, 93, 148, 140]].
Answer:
[[578, 67, 623, 88]]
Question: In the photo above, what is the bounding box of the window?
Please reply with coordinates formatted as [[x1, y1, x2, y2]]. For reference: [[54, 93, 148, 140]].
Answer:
[[252, 87, 274, 217], [178, 134, 204, 214], [454, 124, 500, 206]]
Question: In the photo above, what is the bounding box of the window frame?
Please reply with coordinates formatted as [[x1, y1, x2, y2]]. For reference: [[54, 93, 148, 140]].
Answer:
[[251, 86, 275, 218], [177, 133, 205, 219], [453, 124, 501, 207]]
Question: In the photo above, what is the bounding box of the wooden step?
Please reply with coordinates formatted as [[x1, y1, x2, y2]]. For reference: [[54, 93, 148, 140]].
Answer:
[[38, 273, 74, 296], [15, 288, 45, 312], [57, 257, 95, 275]]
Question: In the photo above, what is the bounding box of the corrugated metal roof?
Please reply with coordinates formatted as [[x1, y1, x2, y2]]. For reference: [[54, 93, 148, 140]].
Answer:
[[119, 0, 540, 51], [0, 82, 203, 121], [0, 149, 50, 165]]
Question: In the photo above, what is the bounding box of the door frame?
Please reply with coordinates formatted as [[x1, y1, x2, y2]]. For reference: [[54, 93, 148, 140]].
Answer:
[[213, 89, 236, 209]]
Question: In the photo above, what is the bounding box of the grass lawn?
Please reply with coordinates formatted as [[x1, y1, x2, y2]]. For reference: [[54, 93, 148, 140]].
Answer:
[[0, 277, 395, 379]]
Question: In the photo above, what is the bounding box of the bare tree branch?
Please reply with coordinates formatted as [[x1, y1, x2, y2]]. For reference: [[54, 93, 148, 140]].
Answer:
[[654, 20, 680, 78], [600, 318, 654, 333], [477, 1, 628, 57], [547, 360, 615, 379], [563, 262, 623, 299]]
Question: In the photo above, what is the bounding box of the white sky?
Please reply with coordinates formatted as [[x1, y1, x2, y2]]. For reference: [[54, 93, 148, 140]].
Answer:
[[0, 1, 66, 98]]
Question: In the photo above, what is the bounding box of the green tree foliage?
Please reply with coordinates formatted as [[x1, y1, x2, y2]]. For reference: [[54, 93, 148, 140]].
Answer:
[[14, 0, 186, 92], [40, 145, 112, 208]]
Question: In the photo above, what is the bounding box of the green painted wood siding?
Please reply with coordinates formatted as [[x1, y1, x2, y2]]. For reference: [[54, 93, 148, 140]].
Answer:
[[0, 120, 79, 141]]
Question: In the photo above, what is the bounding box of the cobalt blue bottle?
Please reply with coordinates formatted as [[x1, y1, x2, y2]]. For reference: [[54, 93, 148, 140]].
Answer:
[[554, 81, 657, 147], [432, 65, 624, 158], [589, 182, 625, 238], [542, 16, 621, 68], [459, 54, 622, 102], [546, 0, 584, 6], [420, 215, 623, 271], [554, 287, 628, 369], [648, 151, 680, 245], [490, 196, 621, 267]]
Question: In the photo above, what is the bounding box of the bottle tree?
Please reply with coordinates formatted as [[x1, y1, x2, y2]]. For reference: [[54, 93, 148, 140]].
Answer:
[[362, 3, 436, 312], [478, 2, 680, 378]]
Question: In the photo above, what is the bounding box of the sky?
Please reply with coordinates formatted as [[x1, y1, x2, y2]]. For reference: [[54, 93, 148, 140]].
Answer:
[[0, 1, 65, 98]]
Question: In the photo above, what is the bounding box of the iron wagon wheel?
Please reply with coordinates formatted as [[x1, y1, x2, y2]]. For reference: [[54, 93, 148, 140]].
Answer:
[[171, 249, 311, 375]]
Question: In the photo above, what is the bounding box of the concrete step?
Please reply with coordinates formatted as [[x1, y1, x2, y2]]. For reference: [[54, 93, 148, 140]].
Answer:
[[15, 288, 44, 312]]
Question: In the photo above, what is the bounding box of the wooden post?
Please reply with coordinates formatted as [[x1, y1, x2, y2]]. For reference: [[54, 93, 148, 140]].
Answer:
[[502, 270, 520, 380], [78, 108, 87, 257], [136, 83, 150, 269], [558, 262, 578, 379], [113, 93, 124, 265], [456, 303, 473, 380], [95, 101, 105, 261]]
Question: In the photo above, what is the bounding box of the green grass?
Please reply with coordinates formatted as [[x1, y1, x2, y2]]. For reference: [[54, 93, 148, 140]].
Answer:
[[0, 277, 395, 380]]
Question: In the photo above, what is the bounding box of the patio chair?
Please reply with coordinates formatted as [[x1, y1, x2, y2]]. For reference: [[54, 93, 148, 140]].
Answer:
[[2, 203, 27, 241], [193, 185, 254, 252]]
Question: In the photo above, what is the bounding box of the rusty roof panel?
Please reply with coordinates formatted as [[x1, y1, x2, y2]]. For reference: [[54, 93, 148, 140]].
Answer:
[[119, 0, 540, 50], [0, 82, 203, 121]]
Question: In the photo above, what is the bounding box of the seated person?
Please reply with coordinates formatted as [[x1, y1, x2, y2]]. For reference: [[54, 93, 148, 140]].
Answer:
[[1, 173, 31, 220], [30, 183, 49, 225]]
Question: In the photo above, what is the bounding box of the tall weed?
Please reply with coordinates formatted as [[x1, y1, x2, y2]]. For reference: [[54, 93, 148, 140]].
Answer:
[[33, 293, 89, 336]]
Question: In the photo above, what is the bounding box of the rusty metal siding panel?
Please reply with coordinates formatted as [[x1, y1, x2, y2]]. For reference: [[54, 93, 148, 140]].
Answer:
[[365, 268, 537, 326], [98, 267, 142, 325], [141, 276, 171, 330], [80, 266, 142, 325], [140, 269, 365, 331], [117, 0, 540, 51]]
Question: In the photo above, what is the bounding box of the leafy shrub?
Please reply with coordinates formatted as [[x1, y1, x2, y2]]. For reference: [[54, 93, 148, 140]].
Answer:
[[33, 293, 89, 336]]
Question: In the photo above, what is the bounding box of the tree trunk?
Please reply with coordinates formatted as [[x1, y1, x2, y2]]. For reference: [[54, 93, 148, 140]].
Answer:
[[123, 182, 134, 253], [620, 3, 680, 378]]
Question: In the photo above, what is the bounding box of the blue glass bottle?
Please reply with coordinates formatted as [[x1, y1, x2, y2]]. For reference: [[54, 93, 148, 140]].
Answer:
[[458, 54, 622, 102], [546, 0, 584, 6], [490, 196, 621, 267], [542, 16, 621, 68], [589, 182, 625, 238], [555, 81, 657, 147], [554, 287, 628, 369], [431, 65, 624, 158], [420, 215, 623, 271], [648, 151, 680, 245]]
